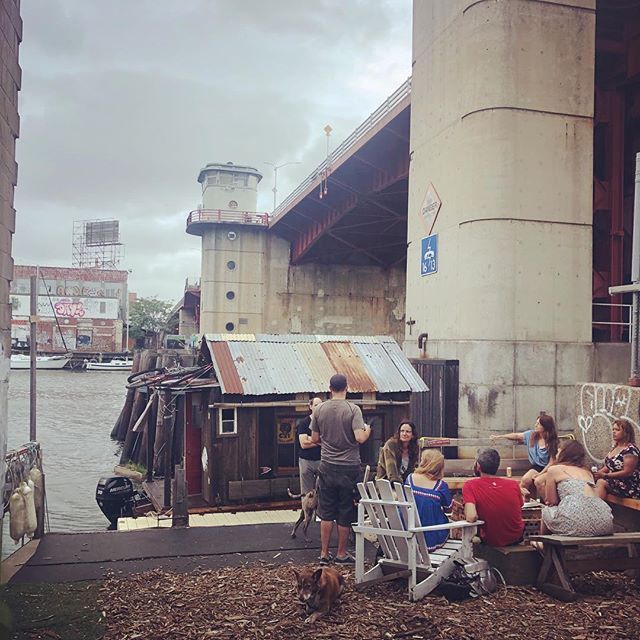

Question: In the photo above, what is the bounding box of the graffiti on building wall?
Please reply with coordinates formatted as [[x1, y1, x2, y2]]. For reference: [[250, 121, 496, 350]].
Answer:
[[54, 299, 85, 318], [12, 295, 119, 320], [56, 285, 106, 297], [576, 383, 640, 462]]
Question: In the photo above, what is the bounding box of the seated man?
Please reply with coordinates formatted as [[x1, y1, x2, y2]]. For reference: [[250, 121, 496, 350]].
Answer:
[[463, 448, 525, 547]]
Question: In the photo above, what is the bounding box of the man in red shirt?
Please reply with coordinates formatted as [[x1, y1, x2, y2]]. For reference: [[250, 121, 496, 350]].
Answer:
[[463, 448, 524, 547]]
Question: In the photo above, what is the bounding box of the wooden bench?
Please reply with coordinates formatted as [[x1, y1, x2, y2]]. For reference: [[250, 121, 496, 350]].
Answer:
[[529, 532, 640, 601], [605, 495, 640, 531]]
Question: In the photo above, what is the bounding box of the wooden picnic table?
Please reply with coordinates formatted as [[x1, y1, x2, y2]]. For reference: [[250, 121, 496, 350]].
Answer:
[[529, 532, 640, 601]]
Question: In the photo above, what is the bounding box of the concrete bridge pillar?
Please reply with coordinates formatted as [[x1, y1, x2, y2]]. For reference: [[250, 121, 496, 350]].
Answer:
[[406, 0, 597, 435]]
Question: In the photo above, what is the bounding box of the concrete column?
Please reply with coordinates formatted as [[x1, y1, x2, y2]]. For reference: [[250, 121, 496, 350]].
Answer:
[[407, 0, 596, 436], [199, 226, 266, 334]]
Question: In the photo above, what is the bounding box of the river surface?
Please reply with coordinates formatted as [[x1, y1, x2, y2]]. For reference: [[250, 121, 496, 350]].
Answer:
[[3, 369, 127, 559]]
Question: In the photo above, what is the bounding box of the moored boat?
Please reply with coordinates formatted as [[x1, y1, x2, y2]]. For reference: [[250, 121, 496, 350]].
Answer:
[[85, 358, 132, 372], [10, 353, 71, 370]]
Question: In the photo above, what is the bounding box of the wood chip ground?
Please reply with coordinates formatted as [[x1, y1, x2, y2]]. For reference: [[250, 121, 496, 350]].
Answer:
[[95, 564, 640, 640]]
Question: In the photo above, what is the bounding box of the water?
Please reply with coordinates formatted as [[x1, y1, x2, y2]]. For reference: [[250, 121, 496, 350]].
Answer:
[[2, 370, 128, 558]]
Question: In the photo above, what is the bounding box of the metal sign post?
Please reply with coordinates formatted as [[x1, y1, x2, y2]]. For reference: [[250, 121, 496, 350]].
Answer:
[[29, 274, 37, 440]]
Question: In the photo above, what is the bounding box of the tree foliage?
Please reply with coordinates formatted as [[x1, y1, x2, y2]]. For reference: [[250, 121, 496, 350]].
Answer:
[[129, 296, 174, 339]]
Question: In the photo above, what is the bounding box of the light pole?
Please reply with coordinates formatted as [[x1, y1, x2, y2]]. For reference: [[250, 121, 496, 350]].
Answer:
[[265, 161, 301, 212]]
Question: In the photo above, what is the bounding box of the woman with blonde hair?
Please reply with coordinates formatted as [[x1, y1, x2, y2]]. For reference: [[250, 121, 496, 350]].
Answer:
[[404, 449, 452, 551]]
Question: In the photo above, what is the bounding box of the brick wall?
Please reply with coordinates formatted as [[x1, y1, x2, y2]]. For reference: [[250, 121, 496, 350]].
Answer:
[[0, 0, 21, 497]]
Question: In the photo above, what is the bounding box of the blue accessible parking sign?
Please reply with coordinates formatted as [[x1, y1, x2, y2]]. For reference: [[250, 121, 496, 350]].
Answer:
[[421, 234, 438, 276]]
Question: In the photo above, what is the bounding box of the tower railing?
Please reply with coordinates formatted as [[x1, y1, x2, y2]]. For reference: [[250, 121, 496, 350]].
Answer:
[[186, 209, 270, 230]]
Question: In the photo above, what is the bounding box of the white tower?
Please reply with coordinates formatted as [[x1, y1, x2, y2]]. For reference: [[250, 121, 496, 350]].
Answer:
[[187, 162, 267, 335]]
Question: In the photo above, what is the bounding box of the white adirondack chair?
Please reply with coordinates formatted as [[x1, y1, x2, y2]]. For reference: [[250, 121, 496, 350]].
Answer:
[[353, 479, 483, 601]]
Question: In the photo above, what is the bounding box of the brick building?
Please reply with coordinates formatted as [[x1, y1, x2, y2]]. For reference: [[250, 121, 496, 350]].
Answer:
[[11, 265, 129, 353]]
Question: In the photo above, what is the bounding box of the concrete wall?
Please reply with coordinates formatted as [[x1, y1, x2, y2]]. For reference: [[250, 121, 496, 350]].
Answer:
[[0, 0, 20, 546], [407, 0, 596, 436], [264, 234, 406, 339], [199, 226, 406, 340]]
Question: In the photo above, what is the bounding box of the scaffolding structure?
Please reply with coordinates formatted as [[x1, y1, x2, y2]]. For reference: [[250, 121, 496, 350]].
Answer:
[[72, 219, 123, 269]]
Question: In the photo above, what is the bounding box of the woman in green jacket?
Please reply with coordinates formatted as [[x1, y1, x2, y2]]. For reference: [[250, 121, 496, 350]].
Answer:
[[376, 421, 420, 483]]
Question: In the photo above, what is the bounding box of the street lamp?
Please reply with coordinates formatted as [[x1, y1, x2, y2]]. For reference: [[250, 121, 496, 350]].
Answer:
[[264, 161, 301, 212]]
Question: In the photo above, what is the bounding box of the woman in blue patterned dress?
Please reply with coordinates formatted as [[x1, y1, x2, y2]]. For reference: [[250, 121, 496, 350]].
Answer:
[[405, 449, 452, 552], [594, 418, 640, 500]]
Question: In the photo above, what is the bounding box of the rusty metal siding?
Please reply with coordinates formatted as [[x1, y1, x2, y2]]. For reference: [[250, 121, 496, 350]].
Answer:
[[291, 342, 337, 392], [209, 341, 244, 394], [353, 343, 410, 392], [321, 342, 377, 393], [381, 342, 429, 392]]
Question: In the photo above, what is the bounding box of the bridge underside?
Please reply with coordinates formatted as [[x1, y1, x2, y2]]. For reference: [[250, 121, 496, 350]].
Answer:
[[270, 105, 410, 268]]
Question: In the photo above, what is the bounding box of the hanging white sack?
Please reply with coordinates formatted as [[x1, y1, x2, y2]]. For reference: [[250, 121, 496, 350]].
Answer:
[[28, 467, 44, 514], [9, 489, 26, 543], [21, 480, 37, 538]]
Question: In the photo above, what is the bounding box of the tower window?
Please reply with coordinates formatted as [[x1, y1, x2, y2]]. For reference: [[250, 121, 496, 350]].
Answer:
[[225, 322, 235, 331], [226, 291, 235, 300], [227, 260, 236, 271]]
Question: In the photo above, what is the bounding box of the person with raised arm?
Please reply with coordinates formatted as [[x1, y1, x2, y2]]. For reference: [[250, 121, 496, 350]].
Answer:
[[491, 413, 558, 499]]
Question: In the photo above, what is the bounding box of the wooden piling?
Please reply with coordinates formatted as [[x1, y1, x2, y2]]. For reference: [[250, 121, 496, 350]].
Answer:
[[162, 389, 175, 508]]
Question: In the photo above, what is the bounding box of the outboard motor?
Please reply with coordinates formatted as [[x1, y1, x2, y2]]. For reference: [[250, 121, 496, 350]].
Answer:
[[96, 476, 135, 528]]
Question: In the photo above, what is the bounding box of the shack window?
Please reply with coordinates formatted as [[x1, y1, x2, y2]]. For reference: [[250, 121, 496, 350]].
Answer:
[[217, 408, 237, 436]]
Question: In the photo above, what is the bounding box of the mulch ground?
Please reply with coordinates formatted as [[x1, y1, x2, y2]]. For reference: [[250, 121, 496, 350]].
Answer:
[[90, 564, 640, 640]]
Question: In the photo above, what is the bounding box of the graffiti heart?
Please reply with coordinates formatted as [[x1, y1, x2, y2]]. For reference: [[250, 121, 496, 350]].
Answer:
[[577, 383, 640, 462], [53, 299, 85, 319]]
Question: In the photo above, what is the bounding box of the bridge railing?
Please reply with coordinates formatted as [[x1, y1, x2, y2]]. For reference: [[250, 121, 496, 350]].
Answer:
[[271, 77, 412, 220]]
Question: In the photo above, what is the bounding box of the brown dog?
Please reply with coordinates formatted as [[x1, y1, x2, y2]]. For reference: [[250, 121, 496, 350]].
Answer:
[[293, 566, 345, 623], [288, 487, 318, 542]]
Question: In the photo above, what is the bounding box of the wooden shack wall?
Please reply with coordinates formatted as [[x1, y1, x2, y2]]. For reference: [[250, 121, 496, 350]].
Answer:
[[209, 407, 259, 503]]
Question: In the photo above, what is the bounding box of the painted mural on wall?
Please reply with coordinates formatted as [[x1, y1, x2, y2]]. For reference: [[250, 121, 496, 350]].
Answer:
[[11, 295, 119, 320], [576, 383, 640, 462]]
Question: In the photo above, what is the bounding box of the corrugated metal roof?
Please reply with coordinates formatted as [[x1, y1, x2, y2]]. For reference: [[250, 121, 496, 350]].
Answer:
[[227, 342, 278, 395], [256, 341, 316, 393], [353, 342, 411, 392], [291, 342, 337, 392], [202, 334, 429, 396], [209, 341, 243, 394], [321, 342, 377, 393], [204, 333, 256, 342], [381, 341, 429, 392]]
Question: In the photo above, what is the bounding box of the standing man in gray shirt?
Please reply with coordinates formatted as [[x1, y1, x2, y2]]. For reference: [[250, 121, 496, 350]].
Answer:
[[311, 373, 372, 564]]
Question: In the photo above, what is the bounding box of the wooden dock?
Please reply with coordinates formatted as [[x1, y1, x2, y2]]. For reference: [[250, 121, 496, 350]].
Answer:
[[118, 508, 300, 531]]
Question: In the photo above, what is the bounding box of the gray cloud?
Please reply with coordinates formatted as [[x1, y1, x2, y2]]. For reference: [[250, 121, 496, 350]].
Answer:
[[13, 0, 411, 301]]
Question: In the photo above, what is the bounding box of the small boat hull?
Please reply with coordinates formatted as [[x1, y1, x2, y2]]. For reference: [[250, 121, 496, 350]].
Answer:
[[85, 359, 132, 372], [10, 354, 71, 370]]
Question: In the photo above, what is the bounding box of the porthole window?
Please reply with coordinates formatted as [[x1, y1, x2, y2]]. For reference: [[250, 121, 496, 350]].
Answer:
[[227, 260, 236, 271], [226, 291, 235, 300], [225, 322, 235, 331], [228, 200, 238, 209], [227, 231, 237, 241]]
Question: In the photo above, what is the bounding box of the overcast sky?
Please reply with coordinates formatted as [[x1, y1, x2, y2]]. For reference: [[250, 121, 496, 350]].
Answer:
[[13, 1, 412, 302]]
